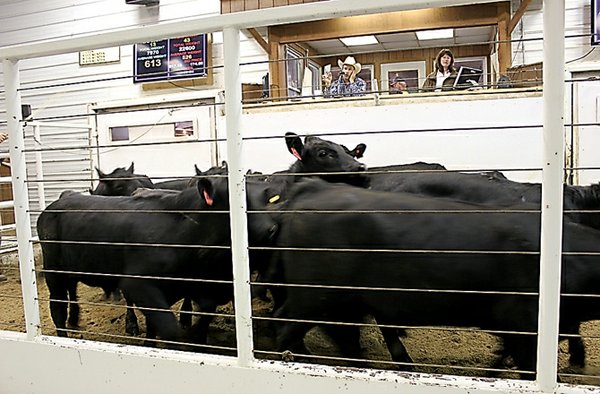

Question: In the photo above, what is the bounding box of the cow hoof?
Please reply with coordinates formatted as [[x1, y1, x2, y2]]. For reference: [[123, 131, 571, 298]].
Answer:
[[126, 325, 140, 336], [281, 350, 294, 362]]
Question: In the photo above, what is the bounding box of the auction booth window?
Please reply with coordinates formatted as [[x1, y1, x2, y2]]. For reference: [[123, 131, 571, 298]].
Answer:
[[380, 61, 426, 93], [308, 61, 322, 96], [454, 56, 488, 87], [285, 45, 306, 97]]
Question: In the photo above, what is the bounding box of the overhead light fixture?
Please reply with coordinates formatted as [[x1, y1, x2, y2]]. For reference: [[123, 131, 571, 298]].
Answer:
[[340, 35, 378, 46], [415, 29, 454, 40]]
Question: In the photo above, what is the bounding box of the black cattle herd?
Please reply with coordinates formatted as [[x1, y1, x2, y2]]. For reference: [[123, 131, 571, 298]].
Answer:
[[36, 132, 600, 378]]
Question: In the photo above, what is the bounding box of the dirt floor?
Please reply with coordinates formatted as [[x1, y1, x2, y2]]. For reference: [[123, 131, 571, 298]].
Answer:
[[1, 248, 600, 386]]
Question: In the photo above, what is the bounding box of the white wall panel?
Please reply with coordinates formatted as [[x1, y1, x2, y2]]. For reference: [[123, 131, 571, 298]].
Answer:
[[0, 0, 219, 47], [234, 94, 545, 182]]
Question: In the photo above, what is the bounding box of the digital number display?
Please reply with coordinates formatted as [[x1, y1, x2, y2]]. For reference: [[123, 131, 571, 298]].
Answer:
[[133, 35, 208, 83]]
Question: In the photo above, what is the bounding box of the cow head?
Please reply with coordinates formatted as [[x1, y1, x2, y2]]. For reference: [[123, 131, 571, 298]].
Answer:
[[285, 132, 368, 187], [91, 162, 155, 196]]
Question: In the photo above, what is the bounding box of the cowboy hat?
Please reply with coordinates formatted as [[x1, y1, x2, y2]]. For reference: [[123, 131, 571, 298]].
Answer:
[[337, 56, 362, 75]]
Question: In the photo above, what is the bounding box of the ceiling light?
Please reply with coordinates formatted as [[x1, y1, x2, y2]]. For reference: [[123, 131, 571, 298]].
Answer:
[[415, 29, 454, 40], [340, 35, 378, 46]]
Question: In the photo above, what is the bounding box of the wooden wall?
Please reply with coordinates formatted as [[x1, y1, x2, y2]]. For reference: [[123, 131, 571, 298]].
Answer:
[[221, 0, 326, 13]]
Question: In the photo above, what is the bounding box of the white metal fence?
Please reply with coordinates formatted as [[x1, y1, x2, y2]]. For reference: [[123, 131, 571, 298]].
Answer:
[[1, 1, 595, 393]]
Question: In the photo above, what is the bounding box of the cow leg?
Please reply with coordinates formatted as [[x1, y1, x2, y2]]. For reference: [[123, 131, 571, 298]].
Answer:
[[179, 298, 193, 329], [66, 281, 80, 328], [124, 299, 140, 336], [276, 322, 312, 360], [144, 318, 158, 347], [46, 274, 69, 337], [119, 288, 141, 336], [274, 306, 312, 360], [569, 335, 586, 368], [561, 314, 585, 368], [321, 324, 363, 362], [121, 281, 182, 343], [380, 327, 414, 368], [499, 334, 537, 379], [187, 300, 219, 345]]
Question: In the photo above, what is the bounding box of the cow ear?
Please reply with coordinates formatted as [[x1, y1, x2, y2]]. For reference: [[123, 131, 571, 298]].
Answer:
[[353, 143, 367, 159], [127, 162, 135, 174], [285, 132, 303, 161], [221, 160, 228, 170], [96, 167, 107, 178], [194, 164, 202, 175], [197, 178, 215, 206]]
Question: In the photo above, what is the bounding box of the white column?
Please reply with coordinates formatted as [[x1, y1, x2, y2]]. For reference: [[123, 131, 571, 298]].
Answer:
[[223, 26, 254, 367], [3, 58, 41, 340], [536, 0, 565, 391]]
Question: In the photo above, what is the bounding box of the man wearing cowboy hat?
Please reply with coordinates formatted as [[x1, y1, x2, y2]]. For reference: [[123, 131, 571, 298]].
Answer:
[[322, 56, 366, 97]]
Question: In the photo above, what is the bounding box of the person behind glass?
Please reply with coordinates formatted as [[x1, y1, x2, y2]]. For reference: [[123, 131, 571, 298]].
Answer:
[[322, 56, 366, 97], [390, 76, 408, 94], [0, 132, 6, 283], [422, 48, 458, 92]]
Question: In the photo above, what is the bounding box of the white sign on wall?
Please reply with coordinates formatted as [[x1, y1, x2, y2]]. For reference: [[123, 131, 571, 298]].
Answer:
[[79, 47, 121, 65]]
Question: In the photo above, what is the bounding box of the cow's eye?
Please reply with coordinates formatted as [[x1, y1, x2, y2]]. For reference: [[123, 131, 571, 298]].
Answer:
[[318, 150, 329, 158]]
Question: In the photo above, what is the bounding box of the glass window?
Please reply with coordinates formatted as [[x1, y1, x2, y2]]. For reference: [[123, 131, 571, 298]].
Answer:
[[454, 56, 488, 87], [110, 126, 129, 142], [285, 46, 305, 98], [109, 121, 195, 143], [380, 61, 427, 93]]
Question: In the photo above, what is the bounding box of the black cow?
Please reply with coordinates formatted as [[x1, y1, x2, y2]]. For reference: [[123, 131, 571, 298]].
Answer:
[[90, 162, 155, 196], [368, 170, 600, 367], [154, 161, 229, 190], [369, 172, 600, 231], [89, 161, 230, 332], [367, 162, 447, 191], [87, 162, 158, 335], [270, 179, 600, 376], [37, 177, 277, 346]]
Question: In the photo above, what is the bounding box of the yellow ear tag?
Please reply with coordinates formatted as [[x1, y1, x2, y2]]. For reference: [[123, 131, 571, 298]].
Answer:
[[268, 195, 281, 204]]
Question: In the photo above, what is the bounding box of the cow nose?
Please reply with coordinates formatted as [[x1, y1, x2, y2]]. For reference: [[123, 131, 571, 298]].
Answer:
[[357, 163, 366, 172]]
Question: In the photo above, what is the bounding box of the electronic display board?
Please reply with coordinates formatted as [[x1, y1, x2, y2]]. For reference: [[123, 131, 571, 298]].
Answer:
[[134, 35, 208, 83]]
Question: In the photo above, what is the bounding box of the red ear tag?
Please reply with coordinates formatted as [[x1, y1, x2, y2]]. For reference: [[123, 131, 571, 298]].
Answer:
[[203, 190, 214, 206], [291, 147, 302, 161]]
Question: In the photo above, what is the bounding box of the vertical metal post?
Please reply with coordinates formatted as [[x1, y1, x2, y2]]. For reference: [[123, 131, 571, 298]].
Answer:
[[33, 125, 46, 210], [536, 0, 565, 391], [3, 58, 41, 339], [223, 27, 254, 367]]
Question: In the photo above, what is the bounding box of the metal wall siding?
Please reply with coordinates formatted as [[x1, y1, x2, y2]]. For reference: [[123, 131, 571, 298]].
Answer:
[[511, 0, 592, 66], [0, 0, 219, 47]]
